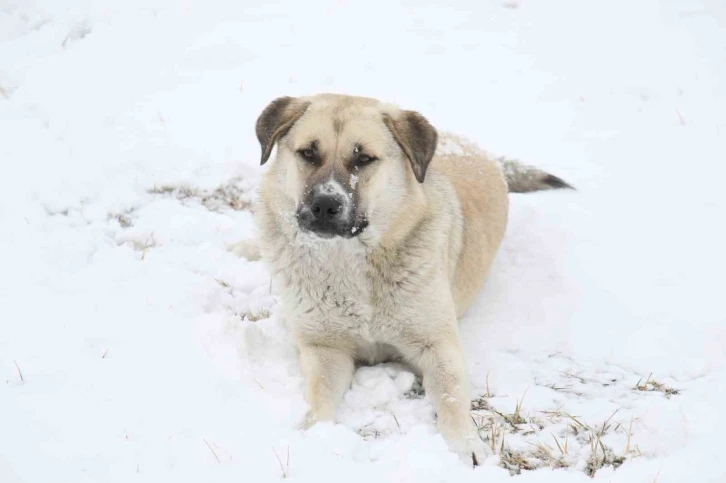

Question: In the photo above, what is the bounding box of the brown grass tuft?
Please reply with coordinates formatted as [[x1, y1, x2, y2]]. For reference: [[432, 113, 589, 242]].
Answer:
[[148, 177, 253, 213], [635, 373, 680, 398]]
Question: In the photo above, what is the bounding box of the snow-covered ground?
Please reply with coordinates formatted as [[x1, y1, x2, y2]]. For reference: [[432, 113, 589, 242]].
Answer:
[[1, 1, 725, 481]]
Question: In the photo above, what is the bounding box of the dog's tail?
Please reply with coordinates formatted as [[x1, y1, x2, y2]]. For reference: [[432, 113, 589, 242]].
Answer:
[[498, 157, 575, 194]]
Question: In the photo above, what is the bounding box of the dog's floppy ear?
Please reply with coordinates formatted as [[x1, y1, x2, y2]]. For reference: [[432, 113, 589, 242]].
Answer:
[[256, 96, 309, 165], [383, 110, 438, 183]]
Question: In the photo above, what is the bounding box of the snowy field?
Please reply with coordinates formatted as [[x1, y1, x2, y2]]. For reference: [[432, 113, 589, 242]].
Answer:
[[1, 1, 725, 481]]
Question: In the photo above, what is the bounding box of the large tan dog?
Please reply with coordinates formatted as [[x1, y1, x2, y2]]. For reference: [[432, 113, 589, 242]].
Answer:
[[232, 94, 572, 466]]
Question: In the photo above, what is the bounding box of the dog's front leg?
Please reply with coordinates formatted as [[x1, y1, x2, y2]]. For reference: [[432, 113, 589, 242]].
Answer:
[[410, 338, 489, 466], [298, 344, 354, 428]]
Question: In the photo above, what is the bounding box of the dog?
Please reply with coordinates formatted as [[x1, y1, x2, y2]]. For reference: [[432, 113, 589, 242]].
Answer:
[[231, 93, 572, 466]]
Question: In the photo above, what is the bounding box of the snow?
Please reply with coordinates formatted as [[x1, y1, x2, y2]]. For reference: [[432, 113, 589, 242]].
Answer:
[[1, 1, 725, 482]]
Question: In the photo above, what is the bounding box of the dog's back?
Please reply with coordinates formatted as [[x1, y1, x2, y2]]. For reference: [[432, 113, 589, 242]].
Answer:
[[430, 133, 509, 316]]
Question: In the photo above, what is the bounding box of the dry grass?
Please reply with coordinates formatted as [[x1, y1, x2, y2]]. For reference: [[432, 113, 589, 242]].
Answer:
[[531, 440, 569, 469], [272, 446, 290, 478], [357, 425, 383, 439], [495, 415, 628, 477], [471, 389, 575, 474], [500, 447, 537, 473], [552, 432, 568, 456], [108, 209, 135, 228], [13, 360, 24, 382], [676, 109, 686, 125], [584, 432, 626, 477], [469, 359, 668, 477], [484, 372, 493, 398], [106, 178, 253, 260], [622, 416, 643, 457], [238, 307, 271, 322], [391, 413, 400, 429], [203, 438, 221, 464], [471, 396, 490, 411], [569, 409, 626, 477], [635, 373, 680, 398], [487, 390, 529, 432], [217, 278, 276, 323], [128, 233, 157, 260], [538, 405, 565, 424], [470, 381, 639, 478], [148, 177, 253, 213]]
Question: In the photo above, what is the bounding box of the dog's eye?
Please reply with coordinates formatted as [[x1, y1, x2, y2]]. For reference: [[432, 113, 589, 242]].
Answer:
[[358, 154, 376, 164], [299, 149, 316, 161]]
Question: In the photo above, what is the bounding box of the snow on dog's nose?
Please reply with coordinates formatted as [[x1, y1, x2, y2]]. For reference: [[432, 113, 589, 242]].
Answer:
[[297, 178, 359, 238]]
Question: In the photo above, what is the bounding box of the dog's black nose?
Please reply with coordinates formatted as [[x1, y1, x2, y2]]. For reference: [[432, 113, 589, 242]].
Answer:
[[311, 194, 343, 221]]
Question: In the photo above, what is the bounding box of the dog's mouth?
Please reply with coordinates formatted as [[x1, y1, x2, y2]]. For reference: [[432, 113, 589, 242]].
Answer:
[[296, 210, 368, 239]]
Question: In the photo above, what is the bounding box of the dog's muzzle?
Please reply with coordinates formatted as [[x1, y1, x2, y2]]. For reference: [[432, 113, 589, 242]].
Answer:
[[297, 192, 366, 239]]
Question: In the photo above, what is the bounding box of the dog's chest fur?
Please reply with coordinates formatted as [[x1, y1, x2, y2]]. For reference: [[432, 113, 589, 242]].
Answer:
[[269, 235, 428, 361]]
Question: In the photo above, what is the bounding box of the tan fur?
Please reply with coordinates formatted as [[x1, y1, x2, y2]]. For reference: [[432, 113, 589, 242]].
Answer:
[[433, 133, 509, 316], [231, 94, 566, 466]]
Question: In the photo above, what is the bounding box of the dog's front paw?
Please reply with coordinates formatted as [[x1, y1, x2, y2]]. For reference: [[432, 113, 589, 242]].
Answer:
[[298, 410, 318, 430], [297, 409, 339, 431], [447, 432, 492, 468], [227, 239, 261, 261]]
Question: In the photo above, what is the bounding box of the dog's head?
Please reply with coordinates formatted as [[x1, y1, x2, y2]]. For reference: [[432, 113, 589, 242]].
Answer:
[[255, 94, 437, 241]]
